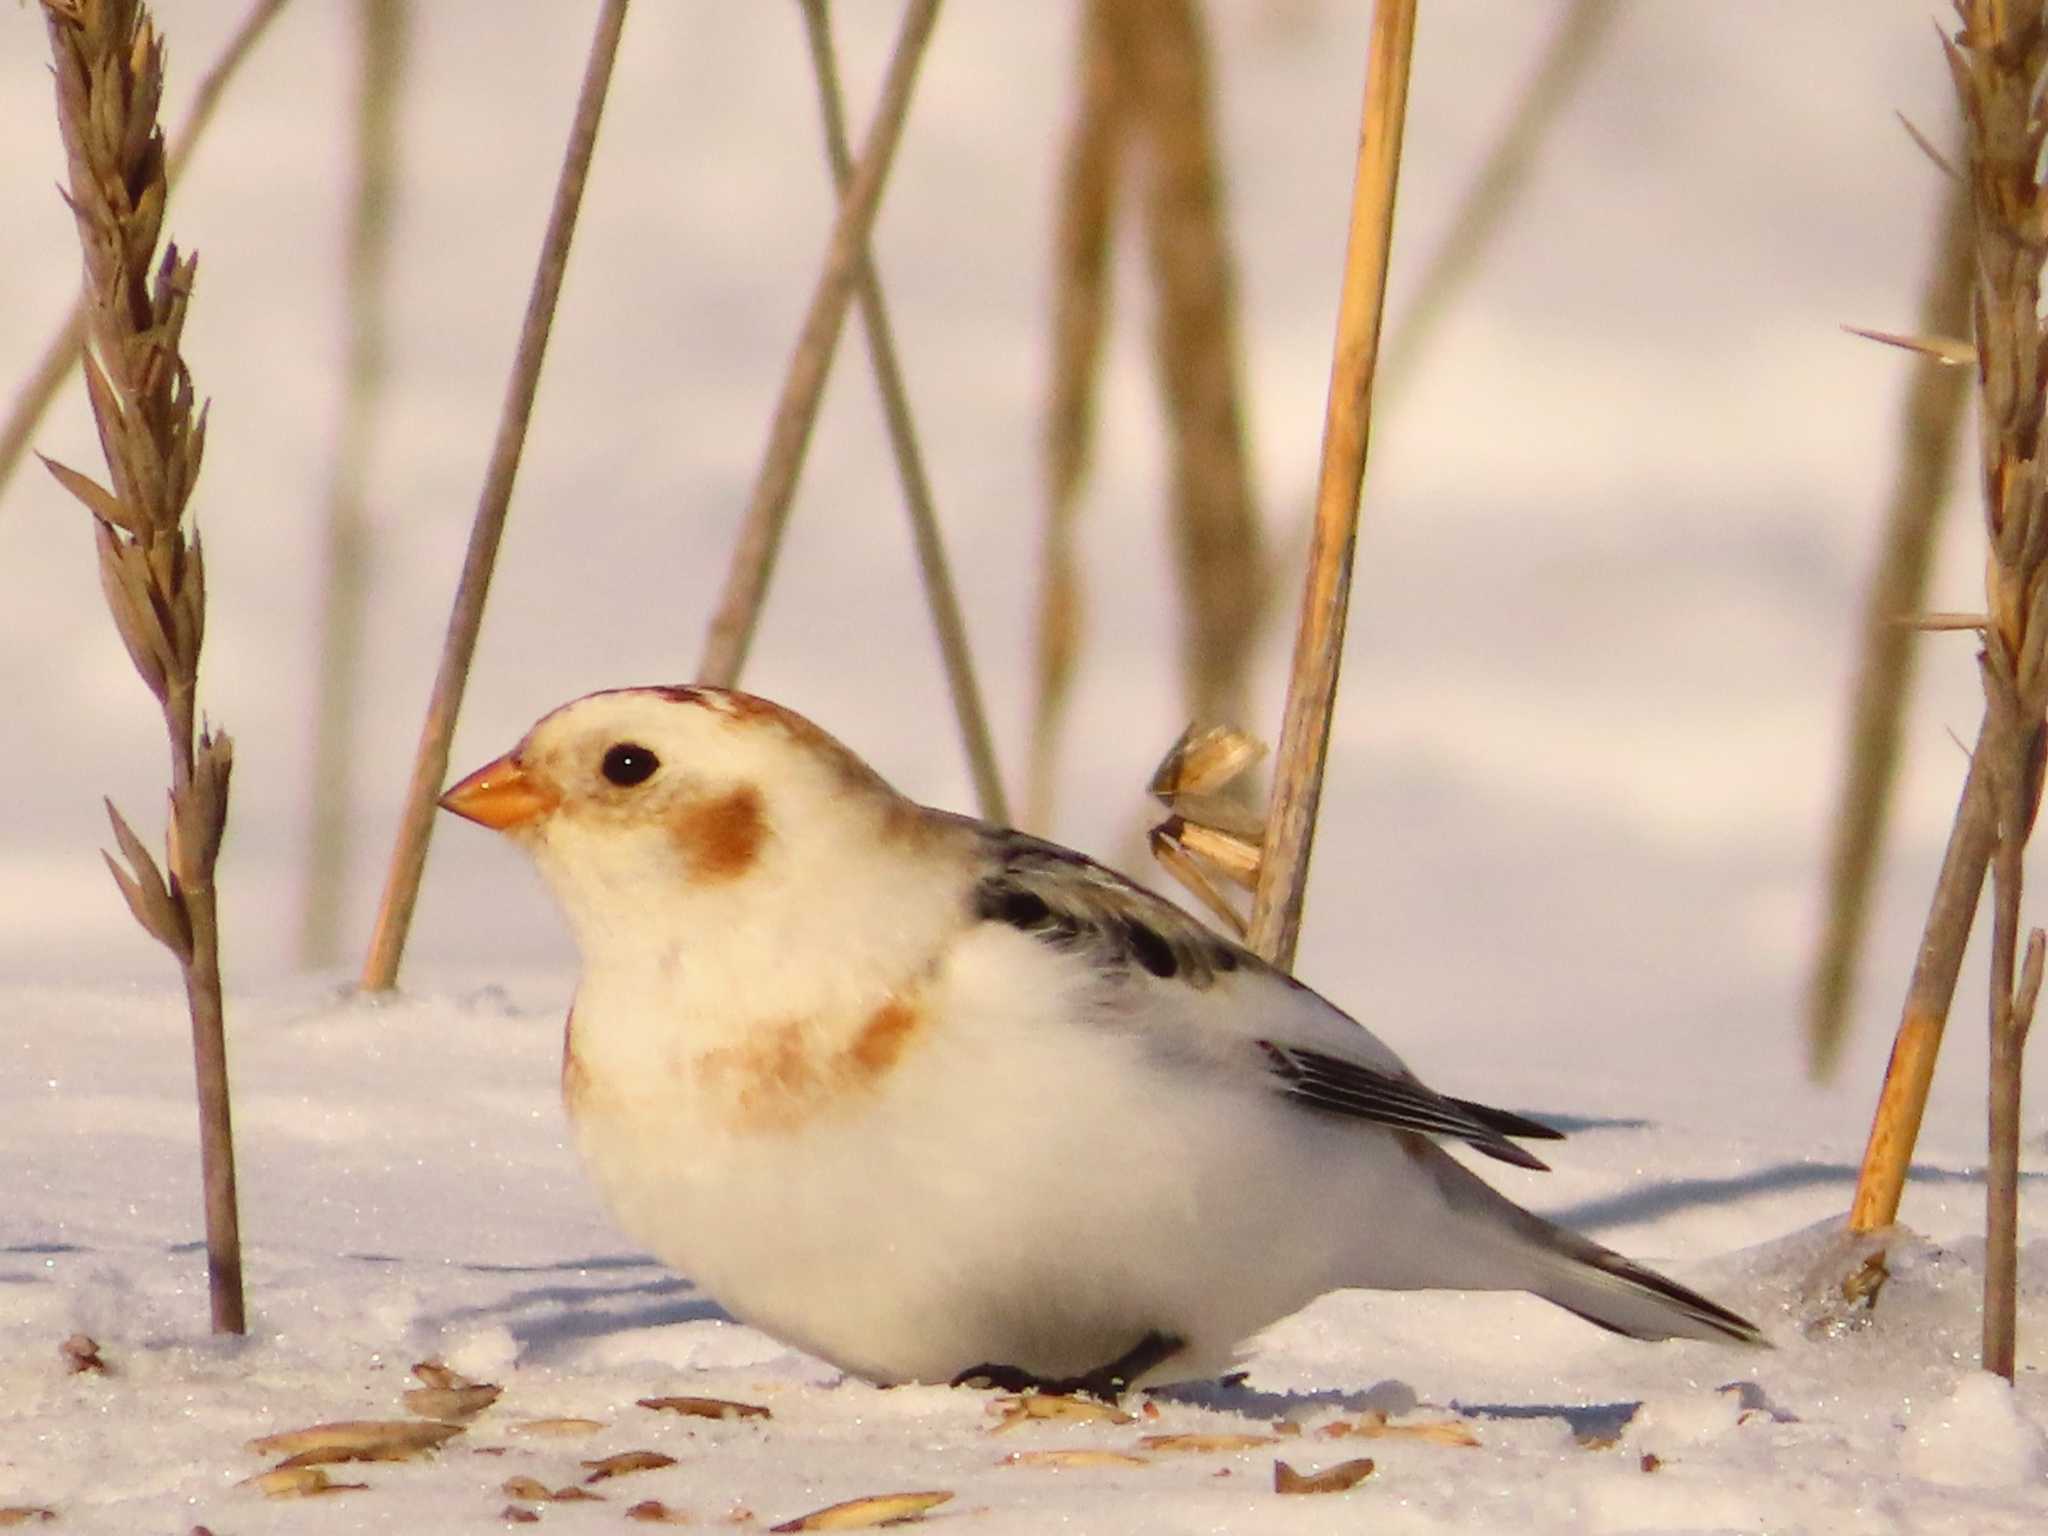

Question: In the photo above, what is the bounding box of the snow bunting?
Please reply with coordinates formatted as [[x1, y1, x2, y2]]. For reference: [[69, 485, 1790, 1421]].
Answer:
[[441, 685, 1763, 1393]]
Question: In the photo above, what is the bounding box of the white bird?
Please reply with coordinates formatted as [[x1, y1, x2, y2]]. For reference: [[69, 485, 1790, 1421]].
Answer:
[[440, 684, 1763, 1395]]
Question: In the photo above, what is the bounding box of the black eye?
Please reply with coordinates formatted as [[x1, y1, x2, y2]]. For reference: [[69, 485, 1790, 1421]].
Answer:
[[601, 742, 659, 787]]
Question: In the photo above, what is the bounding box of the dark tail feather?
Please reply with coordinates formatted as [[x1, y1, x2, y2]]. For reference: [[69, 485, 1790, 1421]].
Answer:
[[1530, 1237, 1766, 1346]]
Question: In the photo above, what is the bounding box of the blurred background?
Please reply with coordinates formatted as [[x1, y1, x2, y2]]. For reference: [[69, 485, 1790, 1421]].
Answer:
[[3, 4, 2029, 1171]]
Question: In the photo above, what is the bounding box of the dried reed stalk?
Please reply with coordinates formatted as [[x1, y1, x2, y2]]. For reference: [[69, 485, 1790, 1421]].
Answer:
[[1378, 0, 1617, 398], [696, 0, 946, 688], [0, 0, 290, 504], [1028, 0, 1127, 831], [302, 0, 406, 966], [1859, 0, 2048, 1381], [1246, 0, 1417, 968], [1027, 0, 1265, 833], [795, 0, 1006, 824], [1811, 179, 1976, 1080], [1124, 0, 1265, 741], [359, 0, 630, 991], [40, 0, 243, 1333]]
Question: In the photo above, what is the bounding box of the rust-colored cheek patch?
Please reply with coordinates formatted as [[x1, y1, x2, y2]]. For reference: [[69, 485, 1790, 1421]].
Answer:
[[668, 786, 767, 881], [697, 996, 929, 1135]]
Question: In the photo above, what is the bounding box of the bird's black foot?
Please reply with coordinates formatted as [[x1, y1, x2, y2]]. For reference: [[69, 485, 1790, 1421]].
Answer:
[[950, 1329, 1185, 1403]]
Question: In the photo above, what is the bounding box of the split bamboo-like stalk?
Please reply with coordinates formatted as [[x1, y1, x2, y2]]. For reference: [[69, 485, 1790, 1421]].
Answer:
[[1246, 0, 1417, 968], [794, 0, 1007, 824], [696, 0, 946, 688], [303, 0, 406, 966], [39, 0, 244, 1333], [359, 0, 631, 991], [0, 0, 291, 504]]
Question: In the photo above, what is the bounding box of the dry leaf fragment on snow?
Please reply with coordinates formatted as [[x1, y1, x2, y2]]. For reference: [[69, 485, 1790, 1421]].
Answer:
[[410, 1359, 472, 1390], [583, 1450, 678, 1482], [1316, 1412, 1479, 1447], [242, 1466, 368, 1498], [502, 1477, 604, 1503], [639, 1393, 772, 1421], [501, 1505, 541, 1524], [0, 1511, 56, 1527], [507, 1416, 607, 1437], [1273, 1457, 1376, 1494], [989, 1393, 1134, 1430], [60, 1333, 106, 1373], [1138, 1432, 1277, 1453], [247, 1419, 464, 1464], [768, 1490, 954, 1531], [625, 1500, 693, 1523], [1000, 1448, 1151, 1468], [404, 1383, 503, 1420]]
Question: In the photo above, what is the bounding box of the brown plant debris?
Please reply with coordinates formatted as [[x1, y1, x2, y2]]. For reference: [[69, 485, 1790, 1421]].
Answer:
[[503, 1477, 604, 1502], [582, 1450, 678, 1482], [1315, 1411, 1480, 1447], [247, 1418, 464, 1463], [1138, 1431, 1278, 1453], [0, 1512, 56, 1528], [1000, 1448, 1151, 1468], [1273, 1456, 1376, 1494], [626, 1501, 693, 1523], [501, 1507, 540, 1525], [507, 1417, 607, 1438], [988, 1393, 1134, 1431], [60, 1333, 106, 1373], [242, 1466, 368, 1498], [769, 1490, 954, 1531], [639, 1394, 772, 1421]]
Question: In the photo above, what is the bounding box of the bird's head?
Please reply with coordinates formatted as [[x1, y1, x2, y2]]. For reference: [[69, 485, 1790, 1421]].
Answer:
[[440, 686, 921, 955]]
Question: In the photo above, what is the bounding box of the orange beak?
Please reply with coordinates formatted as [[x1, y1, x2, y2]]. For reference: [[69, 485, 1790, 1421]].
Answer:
[[438, 752, 559, 831]]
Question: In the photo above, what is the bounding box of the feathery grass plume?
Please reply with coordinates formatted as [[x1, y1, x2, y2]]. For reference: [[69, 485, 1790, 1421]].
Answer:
[[39, 0, 243, 1333], [1939, 0, 2048, 1381], [1247, 0, 1416, 967], [1809, 180, 1974, 1082], [1028, 0, 1127, 831], [0, 0, 291, 508], [302, 0, 406, 966], [359, 0, 630, 991]]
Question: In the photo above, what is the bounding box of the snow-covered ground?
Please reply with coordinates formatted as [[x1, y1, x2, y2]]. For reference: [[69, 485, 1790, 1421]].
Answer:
[[4, 1, 2047, 1530], [7, 979, 2044, 1532]]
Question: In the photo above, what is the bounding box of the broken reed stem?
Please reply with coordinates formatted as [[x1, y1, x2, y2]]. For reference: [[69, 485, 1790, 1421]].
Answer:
[[302, 0, 405, 967], [1246, 0, 1416, 968], [1378, 0, 1617, 399], [696, 0, 946, 688], [1028, 0, 1126, 832], [40, 0, 243, 1333], [359, 0, 630, 992], [795, 0, 1007, 825], [1810, 177, 1975, 1080], [0, 0, 291, 504], [1847, 722, 1995, 1232]]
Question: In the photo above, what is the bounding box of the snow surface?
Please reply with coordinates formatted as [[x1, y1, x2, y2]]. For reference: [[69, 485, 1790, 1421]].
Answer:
[[6, 979, 2045, 1533], [4, 0, 2048, 1531]]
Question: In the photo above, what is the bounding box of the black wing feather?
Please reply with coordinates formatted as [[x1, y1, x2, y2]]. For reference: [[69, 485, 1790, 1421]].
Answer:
[[1259, 1042, 1556, 1171]]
